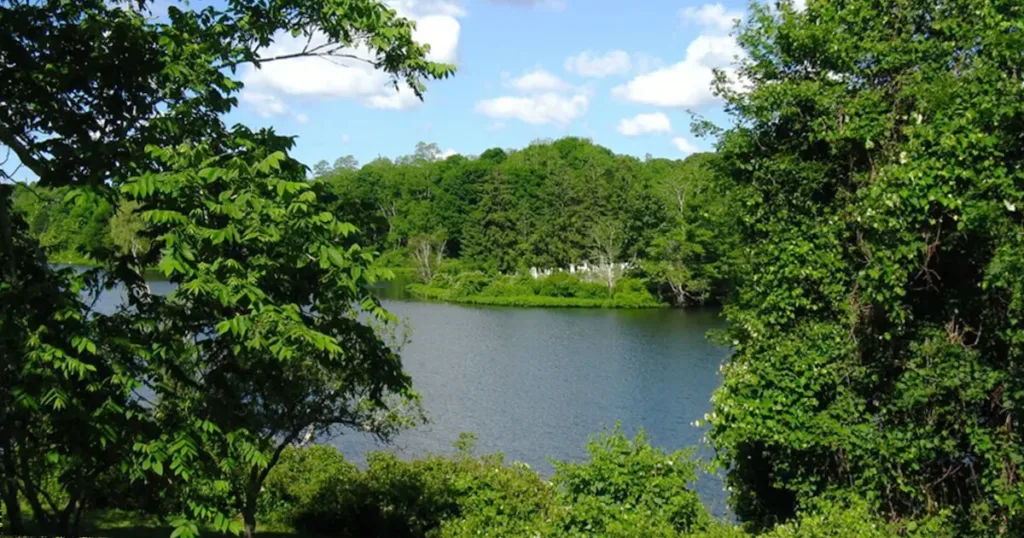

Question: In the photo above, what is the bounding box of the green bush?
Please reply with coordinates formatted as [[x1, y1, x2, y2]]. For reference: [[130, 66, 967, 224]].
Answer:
[[761, 497, 953, 538], [410, 270, 665, 308], [259, 445, 359, 526], [532, 272, 581, 298], [260, 429, 714, 538], [550, 426, 711, 538]]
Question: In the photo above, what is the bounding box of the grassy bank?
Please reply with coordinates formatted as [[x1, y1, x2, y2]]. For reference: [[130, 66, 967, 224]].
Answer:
[[404, 268, 666, 309], [407, 283, 665, 308]]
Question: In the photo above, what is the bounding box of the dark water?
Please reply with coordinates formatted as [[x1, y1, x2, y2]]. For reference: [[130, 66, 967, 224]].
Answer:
[[94, 278, 731, 516]]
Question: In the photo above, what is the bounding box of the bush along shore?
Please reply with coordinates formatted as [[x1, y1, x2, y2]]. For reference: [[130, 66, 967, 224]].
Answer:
[[406, 265, 666, 309], [60, 428, 952, 538]]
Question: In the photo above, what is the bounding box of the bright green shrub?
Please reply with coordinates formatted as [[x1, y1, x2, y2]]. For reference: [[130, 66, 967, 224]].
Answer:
[[532, 272, 581, 298], [550, 426, 712, 537], [478, 275, 535, 298], [259, 446, 358, 525], [761, 497, 953, 538]]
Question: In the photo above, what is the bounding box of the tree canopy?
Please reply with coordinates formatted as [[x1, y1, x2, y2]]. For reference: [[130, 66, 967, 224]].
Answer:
[[0, 0, 453, 536], [708, 0, 1024, 535]]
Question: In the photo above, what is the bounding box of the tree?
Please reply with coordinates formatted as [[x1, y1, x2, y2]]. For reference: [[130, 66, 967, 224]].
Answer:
[[589, 219, 625, 295], [334, 155, 359, 171], [464, 171, 521, 273], [409, 233, 447, 283], [120, 129, 418, 538], [643, 153, 740, 306], [708, 0, 1024, 535], [313, 160, 332, 177], [0, 0, 455, 535], [108, 201, 150, 258], [1, 186, 140, 535]]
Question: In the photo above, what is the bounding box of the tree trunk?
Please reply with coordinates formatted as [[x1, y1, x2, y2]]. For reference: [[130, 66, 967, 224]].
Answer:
[[1, 445, 24, 534], [1, 184, 15, 278], [243, 509, 257, 538], [72, 500, 84, 538], [58, 493, 81, 538], [0, 471, 25, 535]]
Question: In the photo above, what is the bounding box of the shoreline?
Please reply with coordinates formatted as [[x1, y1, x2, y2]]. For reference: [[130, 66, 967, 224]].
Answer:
[[406, 283, 667, 309]]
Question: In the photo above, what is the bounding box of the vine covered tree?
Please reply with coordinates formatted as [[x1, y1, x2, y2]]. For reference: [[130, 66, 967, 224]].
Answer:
[[708, 0, 1024, 535]]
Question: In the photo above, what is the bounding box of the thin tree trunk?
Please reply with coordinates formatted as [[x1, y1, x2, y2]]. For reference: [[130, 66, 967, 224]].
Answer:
[[242, 508, 257, 538], [1, 448, 25, 535], [72, 500, 85, 538], [1, 184, 15, 278]]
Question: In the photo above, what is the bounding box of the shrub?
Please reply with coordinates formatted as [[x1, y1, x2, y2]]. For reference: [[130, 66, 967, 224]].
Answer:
[[532, 272, 581, 298], [550, 426, 711, 537], [761, 497, 953, 538], [259, 446, 359, 526], [478, 275, 534, 298]]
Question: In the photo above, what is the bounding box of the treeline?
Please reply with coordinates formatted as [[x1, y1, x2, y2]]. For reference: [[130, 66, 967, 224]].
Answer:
[[11, 187, 149, 264], [317, 138, 741, 305], [15, 138, 743, 306]]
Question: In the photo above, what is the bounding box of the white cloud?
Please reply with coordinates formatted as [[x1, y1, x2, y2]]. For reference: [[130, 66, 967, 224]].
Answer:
[[680, 3, 743, 33], [389, 0, 466, 18], [487, 121, 506, 131], [633, 53, 664, 75], [617, 112, 672, 136], [612, 34, 741, 108], [509, 69, 572, 92], [239, 0, 461, 114], [439, 148, 458, 159], [475, 92, 590, 125], [293, 112, 309, 124], [564, 50, 631, 77], [341, 134, 351, 142], [241, 91, 287, 117], [365, 85, 423, 109], [672, 137, 699, 155]]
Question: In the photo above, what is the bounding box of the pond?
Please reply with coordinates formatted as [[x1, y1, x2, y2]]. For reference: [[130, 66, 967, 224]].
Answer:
[[95, 277, 731, 516]]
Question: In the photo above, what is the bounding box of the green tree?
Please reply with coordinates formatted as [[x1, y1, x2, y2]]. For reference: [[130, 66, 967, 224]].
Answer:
[[1, 186, 140, 535], [108, 200, 151, 258], [313, 160, 332, 177], [121, 129, 418, 538], [464, 171, 522, 273], [0, 0, 455, 535], [333, 155, 359, 171], [708, 0, 1024, 535]]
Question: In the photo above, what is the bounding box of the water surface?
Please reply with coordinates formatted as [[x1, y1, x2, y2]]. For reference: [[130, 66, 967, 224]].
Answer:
[[94, 278, 730, 515]]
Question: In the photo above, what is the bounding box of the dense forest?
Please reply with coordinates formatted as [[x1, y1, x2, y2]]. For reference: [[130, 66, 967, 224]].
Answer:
[[3, 0, 1024, 537], [13, 138, 741, 307]]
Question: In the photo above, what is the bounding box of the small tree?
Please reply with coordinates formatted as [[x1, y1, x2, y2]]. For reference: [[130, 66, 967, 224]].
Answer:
[[333, 155, 359, 171], [108, 200, 151, 258], [589, 219, 625, 295], [409, 233, 447, 283], [121, 129, 418, 538]]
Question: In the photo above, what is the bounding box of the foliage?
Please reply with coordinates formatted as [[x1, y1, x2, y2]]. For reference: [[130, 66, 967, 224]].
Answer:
[[708, 0, 1024, 535], [319, 139, 739, 306], [1, 186, 141, 536], [548, 427, 711, 538], [118, 129, 420, 537], [761, 496, 952, 538], [1, 0, 454, 535], [409, 273, 664, 309], [260, 428, 714, 538], [10, 185, 114, 264]]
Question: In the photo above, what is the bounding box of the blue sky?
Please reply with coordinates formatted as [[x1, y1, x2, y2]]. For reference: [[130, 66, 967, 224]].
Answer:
[[228, 0, 752, 167]]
